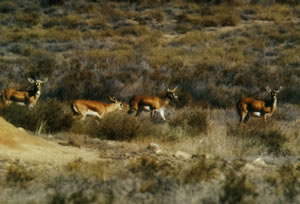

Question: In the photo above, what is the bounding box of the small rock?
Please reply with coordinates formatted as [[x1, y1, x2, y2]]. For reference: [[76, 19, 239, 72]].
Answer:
[[253, 157, 266, 166], [17, 127, 25, 132], [244, 163, 256, 170], [147, 143, 162, 154], [175, 151, 192, 160]]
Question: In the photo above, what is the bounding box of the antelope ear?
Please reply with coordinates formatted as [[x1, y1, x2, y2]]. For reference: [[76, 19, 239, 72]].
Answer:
[[109, 96, 116, 102], [41, 78, 48, 83], [277, 86, 283, 92], [266, 86, 272, 93], [28, 78, 35, 83], [164, 84, 169, 91], [172, 86, 178, 92]]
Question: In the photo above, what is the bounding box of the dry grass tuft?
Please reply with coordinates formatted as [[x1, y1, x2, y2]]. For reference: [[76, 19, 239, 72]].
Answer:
[[226, 122, 289, 156]]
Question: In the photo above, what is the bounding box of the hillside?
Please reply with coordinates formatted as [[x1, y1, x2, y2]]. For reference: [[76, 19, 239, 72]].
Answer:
[[0, 0, 299, 203], [0, 116, 299, 204]]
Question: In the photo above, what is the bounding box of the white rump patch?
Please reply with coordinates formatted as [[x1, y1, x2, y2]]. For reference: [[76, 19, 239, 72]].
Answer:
[[16, 102, 26, 106], [142, 106, 151, 112], [252, 112, 262, 117], [86, 110, 101, 118]]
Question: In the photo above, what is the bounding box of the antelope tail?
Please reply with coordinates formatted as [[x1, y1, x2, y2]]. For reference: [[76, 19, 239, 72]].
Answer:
[[71, 103, 78, 115]]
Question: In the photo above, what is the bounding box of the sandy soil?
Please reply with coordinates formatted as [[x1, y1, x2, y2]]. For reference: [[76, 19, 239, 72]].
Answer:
[[0, 117, 100, 166]]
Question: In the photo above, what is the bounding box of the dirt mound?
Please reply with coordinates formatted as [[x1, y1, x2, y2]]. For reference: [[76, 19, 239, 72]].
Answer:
[[0, 117, 99, 165]]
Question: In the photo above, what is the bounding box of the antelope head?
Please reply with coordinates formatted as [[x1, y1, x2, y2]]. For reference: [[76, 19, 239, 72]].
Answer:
[[109, 96, 123, 111], [165, 85, 178, 101]]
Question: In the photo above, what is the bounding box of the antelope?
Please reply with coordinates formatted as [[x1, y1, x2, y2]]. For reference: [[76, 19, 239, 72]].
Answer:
[[1, 78, 48, 109], [128, 85, 178, 121], [237, 86, 283, 124], [71, 97, 123, 120]]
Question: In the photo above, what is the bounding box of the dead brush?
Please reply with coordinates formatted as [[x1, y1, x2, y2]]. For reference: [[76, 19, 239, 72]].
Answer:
[[226, 122, 289, 156], [266, 163, 300, 202], [65, 158, 123, 181], [220, 172, 258, 204], [129, 155, 176, 178], [117, 25, 150, 37], [6, 165, 34, 186], [169, 108, 209, 136], [181, 156, 225, 183], [0, 1, 17, 13], [0, 100, 73, 134], [71, 112, 142, 141]]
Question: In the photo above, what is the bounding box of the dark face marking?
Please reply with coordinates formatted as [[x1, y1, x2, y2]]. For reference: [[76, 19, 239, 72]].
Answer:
[[167, 91, 178, 101]]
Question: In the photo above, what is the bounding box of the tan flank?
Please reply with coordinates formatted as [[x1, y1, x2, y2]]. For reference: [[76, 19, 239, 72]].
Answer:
[[71, 96, 123, 120]]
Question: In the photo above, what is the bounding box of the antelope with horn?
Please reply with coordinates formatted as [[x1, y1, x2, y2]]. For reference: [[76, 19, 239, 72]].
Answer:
[[128, 85, 178, 121], [237, 86, 283, 124], [71, 97, 123, 120], [1, 78, 48, 109]]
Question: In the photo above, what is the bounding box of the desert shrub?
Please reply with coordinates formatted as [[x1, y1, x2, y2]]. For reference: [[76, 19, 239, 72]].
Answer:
[[41, 28, 82, 42], [70, 111, 183, 142], [283, 85, 300, 105], [6, 165, 34, 186], [0, 1, 17, 13], [220, 172, 258, 204], [65, 158, 113, 180], [276, 164, 300, 201], [0, 100, 72, 133], [197, 85, 242, 108], [129, 155, 175, 178], [26, 54, 57, 77], [82, 48, 136, 69], [15, 11, 40, 27], [147, 9, 166, 23], [147, 47, 185, 69], [177, 6, 240, 29], [43, 14, 86, 30], [182, 157, 225, 183], [40, 0, 64, 7], [169, 108, 209, 136], [257, 4, 292, 22], [276, 0, 299, 5], [117, 25, 149, 37], [266, 163, 300, 202], [75, 2, 101, 14], [191, 0, 245, 5], [96, 113, 141, 141], [179, 31, 216, 45], [226, 123, 289, 156], [277, 47, 300, 67], [71, 112, 141, 141], [87, 15, 108, 30]]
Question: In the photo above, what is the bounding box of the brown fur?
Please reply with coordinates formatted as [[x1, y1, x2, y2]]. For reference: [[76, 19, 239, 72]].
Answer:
[[237, 86, 282, 124], [128, 86, 178, 121], [71, 97, 123, 120], [1, 78, 47, 109]]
